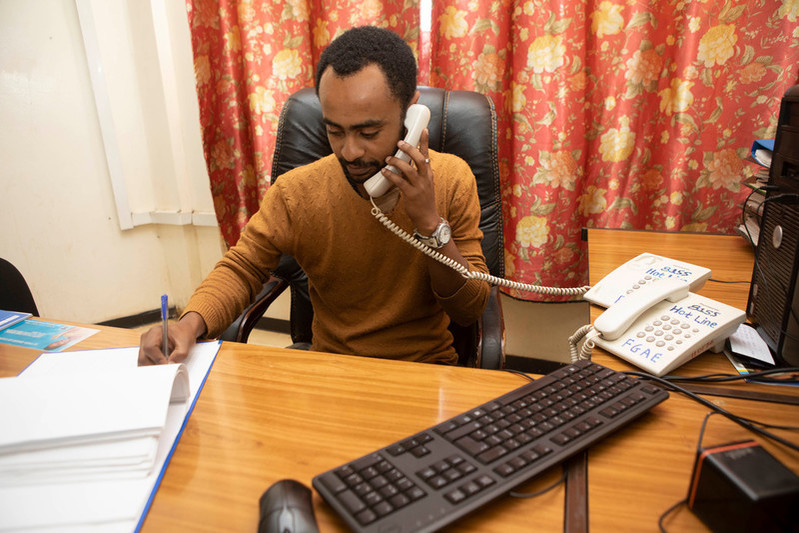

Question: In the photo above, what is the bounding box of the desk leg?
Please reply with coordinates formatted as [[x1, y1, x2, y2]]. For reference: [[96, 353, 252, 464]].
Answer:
[[564, 451, 589, 533]]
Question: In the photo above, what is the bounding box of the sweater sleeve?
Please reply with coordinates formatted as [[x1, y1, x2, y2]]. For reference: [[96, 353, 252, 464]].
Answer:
[[182, 183, 294, 338], [433, 155, 492, 326]]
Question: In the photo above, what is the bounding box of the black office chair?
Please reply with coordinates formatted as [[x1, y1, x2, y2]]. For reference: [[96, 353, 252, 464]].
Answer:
[[220, 87, 505, 369], [0, 258, 39, 316]]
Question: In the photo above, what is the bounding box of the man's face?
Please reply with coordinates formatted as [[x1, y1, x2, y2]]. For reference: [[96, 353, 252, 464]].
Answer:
[[318, 64, 405, 185]]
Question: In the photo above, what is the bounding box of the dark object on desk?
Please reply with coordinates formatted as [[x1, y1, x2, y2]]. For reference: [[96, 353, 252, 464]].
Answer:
[[219, 86, 506, 370], [258, 479, 320, 533], [313, 360, 668, 533], [747, 83, 799, 367], [687, 440, 799, 532], [0, 258, 39, 317]]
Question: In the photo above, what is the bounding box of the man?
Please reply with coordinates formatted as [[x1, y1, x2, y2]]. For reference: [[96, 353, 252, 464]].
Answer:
[[139, 26, 490, 366]]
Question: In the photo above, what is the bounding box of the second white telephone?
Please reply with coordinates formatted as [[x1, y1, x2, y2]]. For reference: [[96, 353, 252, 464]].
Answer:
[[583, 253, 711, 308], [590, 276, 746, 376]]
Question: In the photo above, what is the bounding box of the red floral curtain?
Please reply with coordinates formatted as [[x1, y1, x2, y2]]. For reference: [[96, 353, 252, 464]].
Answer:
[[186, 0, 419, 247], [428, 0, 799, 300], [187, 1, 799, 300]]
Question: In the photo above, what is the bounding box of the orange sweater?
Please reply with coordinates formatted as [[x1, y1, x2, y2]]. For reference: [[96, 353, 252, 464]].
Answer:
[[184, 151, 490, 364]]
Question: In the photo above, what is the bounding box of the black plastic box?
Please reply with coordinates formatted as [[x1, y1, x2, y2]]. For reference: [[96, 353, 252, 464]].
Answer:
[[687, 440, 799, 532]]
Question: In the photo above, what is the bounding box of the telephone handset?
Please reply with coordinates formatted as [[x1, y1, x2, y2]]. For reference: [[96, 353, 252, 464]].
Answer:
[[583, 253, 711, 308], [364, 104, 431, 198], [591, 277, 746, 376]]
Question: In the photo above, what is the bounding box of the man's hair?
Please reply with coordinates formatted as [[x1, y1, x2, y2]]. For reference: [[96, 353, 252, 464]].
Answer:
[[315, 26, 417, 109]]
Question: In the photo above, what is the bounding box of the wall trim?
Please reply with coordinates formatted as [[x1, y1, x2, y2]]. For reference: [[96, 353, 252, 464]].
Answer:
[[97, 308, 289, 335], [97, 306, 177, 328]]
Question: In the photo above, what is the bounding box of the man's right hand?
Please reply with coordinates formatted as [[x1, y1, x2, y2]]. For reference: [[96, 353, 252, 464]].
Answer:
[[138, 311, 207, 366]]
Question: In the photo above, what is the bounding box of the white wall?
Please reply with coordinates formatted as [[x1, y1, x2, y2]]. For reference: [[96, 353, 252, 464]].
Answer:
[[0, 0, 224, 323]]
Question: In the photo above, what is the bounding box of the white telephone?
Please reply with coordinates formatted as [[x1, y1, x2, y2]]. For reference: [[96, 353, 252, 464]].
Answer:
[[591, 277, 746, 376], [583, 253, 711, 308], [364, 104, 431, 198]]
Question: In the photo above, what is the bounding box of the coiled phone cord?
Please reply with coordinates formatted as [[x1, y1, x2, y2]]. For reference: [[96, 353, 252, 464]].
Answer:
[[370, 199, 591, 298], [567, 324, 599, 363]]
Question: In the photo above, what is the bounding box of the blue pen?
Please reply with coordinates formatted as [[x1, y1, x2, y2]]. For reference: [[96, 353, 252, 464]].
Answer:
[[161, 294, 169, 358]]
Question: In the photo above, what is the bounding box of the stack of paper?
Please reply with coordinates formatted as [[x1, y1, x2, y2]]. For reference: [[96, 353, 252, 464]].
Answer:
[[0, 342, 220, 532], [0, 362, 187, 485]]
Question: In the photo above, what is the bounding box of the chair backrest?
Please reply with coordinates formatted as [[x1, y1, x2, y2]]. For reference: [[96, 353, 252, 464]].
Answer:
[[0, 258, 39, 316], [270, 87, 504, 360]]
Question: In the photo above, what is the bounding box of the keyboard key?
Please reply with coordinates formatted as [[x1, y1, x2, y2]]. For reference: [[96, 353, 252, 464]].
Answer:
[[339, 489, 366, 514]]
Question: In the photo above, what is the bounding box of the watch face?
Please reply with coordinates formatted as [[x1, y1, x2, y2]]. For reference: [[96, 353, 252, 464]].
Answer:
[[439, 224, 452, 244]]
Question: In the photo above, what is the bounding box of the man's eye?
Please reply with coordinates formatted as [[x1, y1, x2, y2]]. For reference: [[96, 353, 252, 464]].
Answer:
[[326, 129, 344, 137], [361, 131, 378, 139]]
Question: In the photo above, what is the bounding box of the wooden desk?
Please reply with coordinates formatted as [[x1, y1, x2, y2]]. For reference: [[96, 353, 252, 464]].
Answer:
[[2, 235, 797, 533]]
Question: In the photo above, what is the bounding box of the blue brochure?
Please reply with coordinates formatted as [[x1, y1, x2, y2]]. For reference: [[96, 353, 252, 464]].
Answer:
[[0, 319, 98, 351]]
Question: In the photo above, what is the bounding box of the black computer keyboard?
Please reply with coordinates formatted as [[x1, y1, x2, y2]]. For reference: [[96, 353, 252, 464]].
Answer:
[[312, 360, 669, 533]]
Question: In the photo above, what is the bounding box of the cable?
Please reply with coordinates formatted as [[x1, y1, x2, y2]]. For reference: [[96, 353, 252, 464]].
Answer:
[[662, 367, 799, 385], [369, 199, 591, 298], [509, 468, 567, 499], [657, 498, 687, 533], [707, 278, 750, 284], [567, 324, 597, 363], [501, 368, 536, 381], [695, 411, 718, 450], [657, 411, 719, 532], [764, 192, 799, 204], [623, 371, 799, 452]]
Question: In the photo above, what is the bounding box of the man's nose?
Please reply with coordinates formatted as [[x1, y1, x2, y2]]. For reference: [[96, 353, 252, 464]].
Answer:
[[341, 134, 365, 162]]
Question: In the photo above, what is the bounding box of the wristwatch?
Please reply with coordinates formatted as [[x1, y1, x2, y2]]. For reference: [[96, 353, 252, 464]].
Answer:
[[413, 218, 452, 249]]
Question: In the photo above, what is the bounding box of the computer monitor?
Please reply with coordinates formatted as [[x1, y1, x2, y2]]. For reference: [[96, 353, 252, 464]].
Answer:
[[746, 84, 799, 367]]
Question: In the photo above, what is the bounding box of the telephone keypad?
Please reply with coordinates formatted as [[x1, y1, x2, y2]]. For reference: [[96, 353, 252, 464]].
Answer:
[[627, 275, 657, 297], [635, 311, 700, 350]]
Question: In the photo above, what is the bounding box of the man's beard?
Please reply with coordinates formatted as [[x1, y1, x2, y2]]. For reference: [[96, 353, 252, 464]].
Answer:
[[338, 157, 382, 185]]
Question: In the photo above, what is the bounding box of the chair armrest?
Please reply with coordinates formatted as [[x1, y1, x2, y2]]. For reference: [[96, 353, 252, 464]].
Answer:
[[219, 276, 289, 343], [477, 286, 505, 369]]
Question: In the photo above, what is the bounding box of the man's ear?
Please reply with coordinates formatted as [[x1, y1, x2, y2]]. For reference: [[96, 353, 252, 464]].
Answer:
[[410, 90, 420, 106]]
